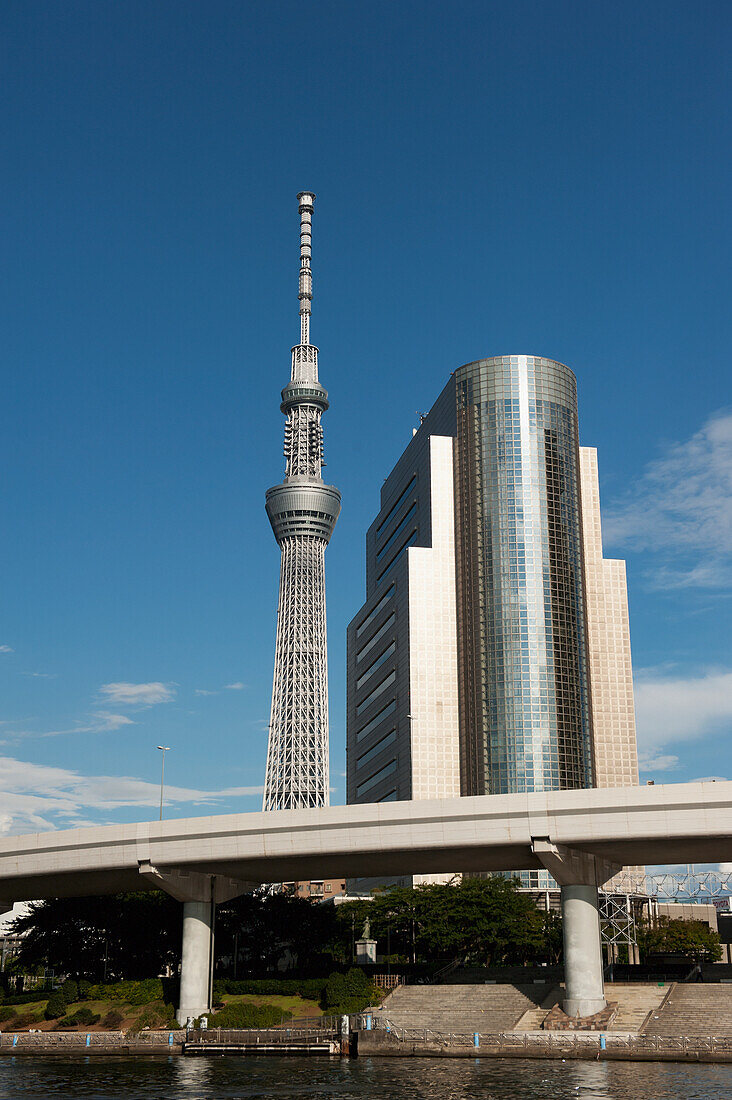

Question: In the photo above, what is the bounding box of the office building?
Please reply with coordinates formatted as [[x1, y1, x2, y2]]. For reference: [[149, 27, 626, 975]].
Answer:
[[346, 355, 638, 886]]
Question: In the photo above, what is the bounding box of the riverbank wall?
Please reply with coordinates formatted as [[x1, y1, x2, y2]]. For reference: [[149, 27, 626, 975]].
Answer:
[[357, 1029, 732, 1062], [0, 1030, 184, 1056]]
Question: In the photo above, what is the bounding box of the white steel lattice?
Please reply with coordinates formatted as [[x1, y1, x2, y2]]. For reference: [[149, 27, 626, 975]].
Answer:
[[263, 537, 330, 809], [262, 192, 340, 812]]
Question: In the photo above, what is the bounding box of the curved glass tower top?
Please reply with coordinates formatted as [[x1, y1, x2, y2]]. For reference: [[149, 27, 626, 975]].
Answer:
[[453, 355, 593, 797]]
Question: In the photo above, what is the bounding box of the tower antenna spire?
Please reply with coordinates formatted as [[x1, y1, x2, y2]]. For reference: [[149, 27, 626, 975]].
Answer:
[[297, 191, 314, 347]]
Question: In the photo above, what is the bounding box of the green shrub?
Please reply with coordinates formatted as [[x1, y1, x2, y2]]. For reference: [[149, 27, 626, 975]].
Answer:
[[322, 968, 375, 1015], [207, 1001, 293, 1029], [0, 1007, 16, 1023], [78, 980, 92, 1000], [45, 993, 67, 1020], [135, 1001, 177, 1030], [60, 980, 79, 1006], [13, 1011, 43, 1028], [0, 990, 50, 1006], [212, 978, 325, 1001], [86, 979, 164, 1005], [102, 1009, 124, 1029], [57, 1007, 101, 1027]]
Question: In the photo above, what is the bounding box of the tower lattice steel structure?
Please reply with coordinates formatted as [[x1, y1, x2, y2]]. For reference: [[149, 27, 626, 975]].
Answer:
[[263, 192, 341, 811]]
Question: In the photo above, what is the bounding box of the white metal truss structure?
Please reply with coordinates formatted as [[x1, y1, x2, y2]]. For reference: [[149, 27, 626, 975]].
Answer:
[[264, 537, 329, 808], [645, 869, 732, 905], [262, 193, 341, 811], [600, 892, 641, 950]]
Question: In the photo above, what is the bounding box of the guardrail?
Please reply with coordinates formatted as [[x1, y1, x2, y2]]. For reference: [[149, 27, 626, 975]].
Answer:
[[372, 974, 405, 990], [188, 1015, 343, 1046], [0, 1029, 184, 1051], [358, 1019, 732, 1056]]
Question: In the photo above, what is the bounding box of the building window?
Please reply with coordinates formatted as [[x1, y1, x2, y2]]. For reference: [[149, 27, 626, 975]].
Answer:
[[356, 758, 397, 797], [376, 502, 417, 560], [377, 476, 416, 534], [377, 530, 418, 585], [356, 586, 395, 638], [355, 699, 397, 741], [356, 728, 397, 769], [356, 670, 397, 716], [356, 613, 396, 663], [356, 642, 396, 690]]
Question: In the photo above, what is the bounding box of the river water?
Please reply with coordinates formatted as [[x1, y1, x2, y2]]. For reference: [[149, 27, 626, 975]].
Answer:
[[0, 1056, 729, 1100]]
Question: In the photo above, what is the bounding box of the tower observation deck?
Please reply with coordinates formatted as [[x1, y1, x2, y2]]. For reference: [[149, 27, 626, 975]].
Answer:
[[263, 193, 341, 811]]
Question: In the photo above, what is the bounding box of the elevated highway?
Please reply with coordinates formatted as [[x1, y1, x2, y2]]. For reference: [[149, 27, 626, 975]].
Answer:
[[1, 780, 730, 1023]]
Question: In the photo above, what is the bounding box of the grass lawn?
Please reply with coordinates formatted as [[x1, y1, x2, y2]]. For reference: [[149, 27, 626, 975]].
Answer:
[[0, 997, 172, 1032], [1, 991, 323, 1031], [218, 993, 323, 1018]]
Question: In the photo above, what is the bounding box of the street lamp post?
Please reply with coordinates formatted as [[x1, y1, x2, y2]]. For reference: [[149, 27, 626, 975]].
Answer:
[[157, 745, 171, 821]]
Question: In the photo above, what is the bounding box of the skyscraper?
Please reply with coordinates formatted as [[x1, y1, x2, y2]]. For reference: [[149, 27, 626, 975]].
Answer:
[[346, 354, 637, 882], [263, 193, 341, 811]]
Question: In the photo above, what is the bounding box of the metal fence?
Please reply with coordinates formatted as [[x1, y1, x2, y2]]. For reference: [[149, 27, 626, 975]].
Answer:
[[0, 1029, 184, 1050], [188, 1015, 343, 1046], [360, 1018, 732, 1056]]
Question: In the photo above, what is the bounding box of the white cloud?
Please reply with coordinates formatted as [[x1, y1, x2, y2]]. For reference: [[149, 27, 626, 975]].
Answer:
[[604, 409, 732, 588], [638, 753, 679, 773], [99, 682, 176, 707], [0, 756, 263, 835], [634, 670, 732, 763], [9, 712, 135, 741], [195, 682, 245, 696], [48, 712, 134, 737], [0, 646, 13, 654]]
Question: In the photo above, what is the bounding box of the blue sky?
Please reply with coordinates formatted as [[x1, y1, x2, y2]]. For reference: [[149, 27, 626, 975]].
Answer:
[[0, 0, 730, 833]]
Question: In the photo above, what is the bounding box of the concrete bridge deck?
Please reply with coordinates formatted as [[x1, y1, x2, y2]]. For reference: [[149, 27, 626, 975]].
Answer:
[[0, 780, 730, 902], [0, 780, 729, 1025]]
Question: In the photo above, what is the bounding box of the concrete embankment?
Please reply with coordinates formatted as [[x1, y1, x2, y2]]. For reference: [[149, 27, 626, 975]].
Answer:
[[357, 1030, 732, 1063], [356, 980, 732, 1063], [0, 1030, 184, 1056]]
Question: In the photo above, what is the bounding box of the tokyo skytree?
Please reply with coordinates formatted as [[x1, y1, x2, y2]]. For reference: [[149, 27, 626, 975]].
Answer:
[[262, 193, 341, 811]]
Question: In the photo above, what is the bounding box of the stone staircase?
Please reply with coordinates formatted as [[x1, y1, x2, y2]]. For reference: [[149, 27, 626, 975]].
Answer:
[[514, 982, 669, 1032], [641, 984, 732, 1037], [372, 983, 548, 1033], [514, 986, 562, 1029], [606, 983, 670, 1032]]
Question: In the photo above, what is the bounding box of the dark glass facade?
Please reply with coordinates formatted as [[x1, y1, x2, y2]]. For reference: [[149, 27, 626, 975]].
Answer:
[[453, 356, 593, 796]]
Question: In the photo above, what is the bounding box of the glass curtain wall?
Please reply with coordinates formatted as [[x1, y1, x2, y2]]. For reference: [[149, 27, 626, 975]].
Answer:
[[454, 356, 593, 799]]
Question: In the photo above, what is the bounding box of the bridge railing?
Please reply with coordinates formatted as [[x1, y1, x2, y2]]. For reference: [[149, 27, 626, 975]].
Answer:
[[187, 1015, 343, 1045], [359, 1020, 732, 1055], [0, 1029, 183, 1050]]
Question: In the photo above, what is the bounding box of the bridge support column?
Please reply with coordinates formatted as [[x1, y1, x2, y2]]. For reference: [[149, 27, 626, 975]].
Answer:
[[179, 900, 213, 1024], [137, 861, 252, 1025], [560, 884, 605, 1017], [532, 839, 621, 1018]]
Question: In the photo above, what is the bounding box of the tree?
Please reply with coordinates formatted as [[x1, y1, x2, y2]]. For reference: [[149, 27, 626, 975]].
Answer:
[[322, 967, 376, 1014], [637, 917, 722, 962], [214, 890, 345, 975], [542, 911, 564, 964], [8, 889, 348, 985], [336, 876, 550, 966], [9, 893, 182, 981]]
